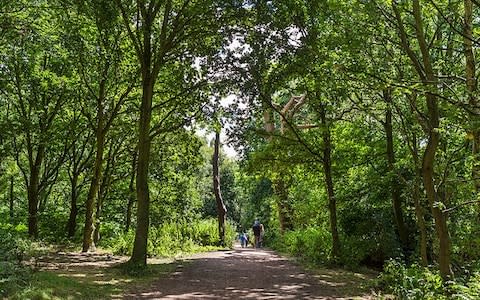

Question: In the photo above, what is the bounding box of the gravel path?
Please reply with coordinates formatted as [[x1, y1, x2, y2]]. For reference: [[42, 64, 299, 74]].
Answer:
[[124, 246, 375, 300]]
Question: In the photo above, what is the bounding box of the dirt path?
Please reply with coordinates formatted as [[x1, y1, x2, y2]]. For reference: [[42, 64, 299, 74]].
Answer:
[[124, 246, 375, 300]]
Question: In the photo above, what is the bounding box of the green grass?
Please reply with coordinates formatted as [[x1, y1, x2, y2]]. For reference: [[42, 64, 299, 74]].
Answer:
[[309, 266, 378, 297], [3, 241, 229, 300], [7, 262, 177, 300]]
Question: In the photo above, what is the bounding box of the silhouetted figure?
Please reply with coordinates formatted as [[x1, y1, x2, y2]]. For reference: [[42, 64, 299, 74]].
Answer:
[[252, 219, 264, 248]]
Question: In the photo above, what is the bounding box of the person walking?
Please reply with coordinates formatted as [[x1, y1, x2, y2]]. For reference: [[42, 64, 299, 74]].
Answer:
[[240, 232, 248, 248], [259, 222, 264, 247], [252, 219, 262, 248]]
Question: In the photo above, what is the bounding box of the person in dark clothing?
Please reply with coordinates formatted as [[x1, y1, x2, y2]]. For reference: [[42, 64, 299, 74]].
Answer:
[[252, 219, 263, 248]]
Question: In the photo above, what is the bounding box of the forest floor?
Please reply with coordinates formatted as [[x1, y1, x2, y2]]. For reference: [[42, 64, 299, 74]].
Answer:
[[17, 245, 382, 299], [123, 246, 380, 299]]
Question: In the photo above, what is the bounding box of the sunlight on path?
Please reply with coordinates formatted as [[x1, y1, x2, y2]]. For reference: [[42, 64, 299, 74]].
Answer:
[[124, 245, 374, 300]]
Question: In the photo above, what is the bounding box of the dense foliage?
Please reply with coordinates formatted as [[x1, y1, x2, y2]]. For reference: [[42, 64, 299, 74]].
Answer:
[[0, 224, 31, 297], [2, 0, 480, 298]]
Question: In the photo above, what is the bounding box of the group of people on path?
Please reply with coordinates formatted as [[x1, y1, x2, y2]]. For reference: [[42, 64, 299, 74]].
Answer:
[[239, 219, 264, 248]]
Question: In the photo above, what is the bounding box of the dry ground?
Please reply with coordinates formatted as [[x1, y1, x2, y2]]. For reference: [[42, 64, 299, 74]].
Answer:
[[30, 246, 379, 299], [124, 246, 377, 300]]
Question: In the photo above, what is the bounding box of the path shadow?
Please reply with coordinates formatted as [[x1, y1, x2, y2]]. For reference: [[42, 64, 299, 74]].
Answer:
[[34, 251, 127, 270], [124, 247, 374, 300], [27, 252, 176, 299]]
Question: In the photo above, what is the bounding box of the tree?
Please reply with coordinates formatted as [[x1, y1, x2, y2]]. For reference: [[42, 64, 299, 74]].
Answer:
[[1, 1, 75, 237], [66, 0, 136, 251], [213, 128, 227, 245], [462, 0, 480, 215], [116, 0, 226, 266], [65, 109, 94, 238], [391, 0, 452, 279]]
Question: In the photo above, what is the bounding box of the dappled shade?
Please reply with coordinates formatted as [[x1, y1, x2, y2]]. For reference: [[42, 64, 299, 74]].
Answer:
[[124, 247, 372, 299]]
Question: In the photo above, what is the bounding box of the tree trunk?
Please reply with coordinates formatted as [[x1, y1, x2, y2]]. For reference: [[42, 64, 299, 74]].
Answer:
[[413, 172, 428, 266], [213, 130, 227, 245], [82, 115, 106, 252], [94, 142, 116, 245], [28, 145, 45, 238], [93, 189, 103, 245], [129, 73, 153, 266], [9, 176, 14, 221], [472, 131, 480, 197], [263, 104, 292, 232], [263, 109, 275, 139], [319, 102, 341, 259], [422, 95, 451, 279], [66, 173, 79, 238], [125, 151, 137, 233], [383, 89, 409, 249], [262, 98, 296, 233], [393, 0, 452, 279], [413, 0, 452, 277], [93, 203, 102, 245], [274, 179, 293, 232], [463, 0, 480, 206], [411, 132, 428, 266]]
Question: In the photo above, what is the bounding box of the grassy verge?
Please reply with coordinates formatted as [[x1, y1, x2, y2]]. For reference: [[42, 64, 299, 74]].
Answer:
[[306, 266, 379, 299], [4, 242, 231, 300], [7, 260, 177, 300], [265, 243, 378, 298]]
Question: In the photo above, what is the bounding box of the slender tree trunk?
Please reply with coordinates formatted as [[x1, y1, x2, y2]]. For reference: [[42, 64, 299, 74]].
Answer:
[[82, 73, 109, 252], [319, 103, 341, 259], [94, 144, 115, 245], [213, 130, 227, 245], [274, 179, 293, 232], [263, 104, 293, 233], [269, 97, 296, 233], [9, 176, 14, 220], [27, 178, 39, 238], [411, 132, 428, 266], [422, 95, 451, 279], [82, 115, 106, 252], [28, 145, 45, 238], [413, 0, 452, 277], [93, 188, 104, 245], [125, 151, 137, 233], [383, 89, 409, 249], [66, 173, 79, 238], [263, 109, 275, 137], [463, 0, 480, 205], [413, 172, 428, 266], [129, 73, 153, 266], [393, 0, 452, 279], [93, 199, 102, 245], [472, 131, 480, 197]]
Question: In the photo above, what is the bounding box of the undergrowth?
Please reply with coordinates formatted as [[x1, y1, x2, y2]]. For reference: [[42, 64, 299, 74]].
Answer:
[[0, 223, 33, 297], [376, 259, 480, 299], [101, 218, 236, 257]]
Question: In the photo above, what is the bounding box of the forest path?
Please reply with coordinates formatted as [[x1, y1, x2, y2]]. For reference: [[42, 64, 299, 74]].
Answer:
[[124, 245, 376, 300]]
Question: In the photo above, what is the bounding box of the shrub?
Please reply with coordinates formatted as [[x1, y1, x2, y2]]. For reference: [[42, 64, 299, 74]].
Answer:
[[269, 227, 332, 265], [0, 224, 30, 262], [106, 229, 136, 255], [378, 260, 480, 300], [0, 223, 32, 297], [38, 210, 70, 243], [454, 272, 480, 299], [339, 205, 402, 268], [378, 260, 445, 299], [102, 218, 235, 257]]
